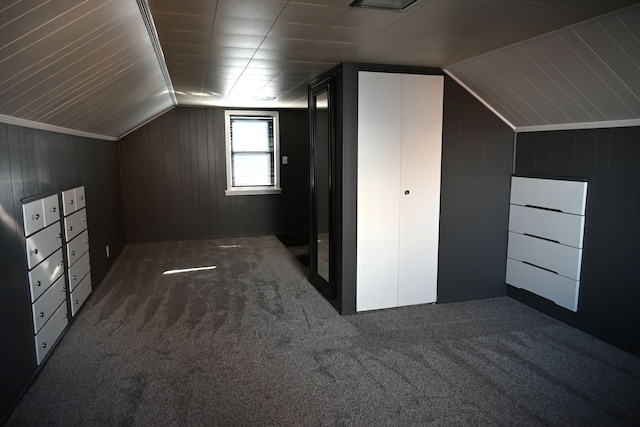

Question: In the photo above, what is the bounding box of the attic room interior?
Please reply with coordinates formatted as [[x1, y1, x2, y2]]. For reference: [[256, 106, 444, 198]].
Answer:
[[2, 0, 640, 424]]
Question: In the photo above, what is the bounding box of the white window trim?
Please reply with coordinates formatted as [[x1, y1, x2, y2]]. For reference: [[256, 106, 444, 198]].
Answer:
[[224, 110, 282, 196]]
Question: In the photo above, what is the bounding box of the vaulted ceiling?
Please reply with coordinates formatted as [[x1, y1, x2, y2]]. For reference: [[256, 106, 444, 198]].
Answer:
[[0, 0, 638, 139]]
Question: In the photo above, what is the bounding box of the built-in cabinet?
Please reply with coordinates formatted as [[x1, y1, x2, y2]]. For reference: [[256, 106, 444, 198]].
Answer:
[[62, 186, 92, 317], [356, 72, 443, 311], [308, 63, 445, 314], [506, 176, 588, 312], [20, 185, 91, 366], [22, 194, 67, 365]]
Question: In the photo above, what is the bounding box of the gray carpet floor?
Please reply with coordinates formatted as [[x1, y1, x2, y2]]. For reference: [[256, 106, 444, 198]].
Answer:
[[7, 235, 640, 426]]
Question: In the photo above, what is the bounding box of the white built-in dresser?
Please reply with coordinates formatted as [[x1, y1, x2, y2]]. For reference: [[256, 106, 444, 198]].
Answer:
[[62, 186, 92, 317], [21, 185, 92, 365], [506, 176, 588, 312], [22, 194, 68, 365]]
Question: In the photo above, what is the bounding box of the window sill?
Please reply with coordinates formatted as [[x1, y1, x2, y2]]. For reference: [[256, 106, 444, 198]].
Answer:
[[225, 188, 282, 196]]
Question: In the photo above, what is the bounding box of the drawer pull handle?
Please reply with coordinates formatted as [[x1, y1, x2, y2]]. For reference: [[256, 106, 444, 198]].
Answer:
[[71, 250, 76, 256], [59, 261, 64, 267], [74, 300, 79, 304], [51, 207, 56, 213], [80, 196, 84, 201], [41, 342, 47, 349], [70, 200, 74, 205], [64, 313, 68, 318], [57, 233, 62, 239], [36, 280, 41, 287], [39, 312, 44, 318], [32, 248, 38, 255], [33, 213, 40, 220], [73, 275, 77, 281], [69, 226, 73, 231]]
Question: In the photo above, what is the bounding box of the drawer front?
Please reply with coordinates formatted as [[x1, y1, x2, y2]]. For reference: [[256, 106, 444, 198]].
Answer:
[[64, 208, 87, 242], [510, 177, 588, 215], [69, 251, 90, 291], [62, 188, 76, 216], [28, 248, 64, 302], [70, 273, 92, 317], [22, 199, 45, 237], [26, 224, 63, 270], [34, 302, 68, 365], [32, 274, 67, 334], [507, 232, 583, 280], [67, 230, 89, 268], [42, 194, 60, 226], [75, 186, 86, 210], [508, 204, 585, 248], [506, 258, 579, 312]]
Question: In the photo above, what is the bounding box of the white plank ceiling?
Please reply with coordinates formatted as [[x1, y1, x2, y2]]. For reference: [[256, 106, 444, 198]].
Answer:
[[0, 0, 638, 138], [445, 4, 640, 131], [0, 0, 174, 139]]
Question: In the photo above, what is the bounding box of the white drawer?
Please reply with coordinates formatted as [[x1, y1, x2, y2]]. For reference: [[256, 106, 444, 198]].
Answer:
[[22, 198, 45, 237], [510, 177, 588, 215], [67, 230, 89, 268], [64, 208, 87, 242], [28, 248, 64, 302], [62, 188, 76, 216], [32, 274, 67, 334], [507, 232, 583, 281], [42, 194, 60, 227], [34, 302, 68, 365], [75, 186, 86, 210], [506, 258, 579, 312], [69, 251, 90, 291], [26, 223, 63, 270], [70, 273, 92, 317], [508, 204, 585, 248]]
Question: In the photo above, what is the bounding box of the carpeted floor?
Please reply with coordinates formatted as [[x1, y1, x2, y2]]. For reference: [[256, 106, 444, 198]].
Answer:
[[7, 235, 640, 426]]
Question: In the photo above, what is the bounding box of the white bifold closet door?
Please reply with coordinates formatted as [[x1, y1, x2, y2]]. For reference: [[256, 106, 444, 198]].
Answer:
[[356, 71, 443, 312]]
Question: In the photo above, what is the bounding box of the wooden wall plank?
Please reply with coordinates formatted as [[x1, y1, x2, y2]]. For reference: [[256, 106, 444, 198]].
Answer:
[[206, 108, 218, 236], [438, 76, 515, 302], [512, 125, 640, 355], [0, 123, 125, 421], [119, 106, 310, 243], [196, 108, 210, 237]]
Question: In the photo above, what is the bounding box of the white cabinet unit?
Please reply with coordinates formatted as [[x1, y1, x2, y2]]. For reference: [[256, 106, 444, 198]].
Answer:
[[356, 71, 443, 312], [62, 186, 91, 317], [506, 176, 588, 312], [22, 193, 68, 365]]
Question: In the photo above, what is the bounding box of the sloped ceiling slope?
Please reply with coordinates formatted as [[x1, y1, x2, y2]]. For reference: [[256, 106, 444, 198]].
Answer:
[[148, 0, 638, 109], [0, 0, 174, 139], [445, 4, 640, 132]]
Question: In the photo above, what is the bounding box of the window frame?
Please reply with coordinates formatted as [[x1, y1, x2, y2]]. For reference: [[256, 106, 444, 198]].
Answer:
[[224, 110, 282, 196]]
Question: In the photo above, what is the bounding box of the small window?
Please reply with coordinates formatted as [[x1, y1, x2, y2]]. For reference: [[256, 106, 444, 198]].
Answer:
[[224, 110, 281, 196]]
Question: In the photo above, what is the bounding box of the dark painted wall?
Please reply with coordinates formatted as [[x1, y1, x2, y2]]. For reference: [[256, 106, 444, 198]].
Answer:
[[119, 107, 309, 244], [512, 127, 640, 355], [438, 76, 515, 302], [0, 124, 125, 422], [310, 66, 514, 314]]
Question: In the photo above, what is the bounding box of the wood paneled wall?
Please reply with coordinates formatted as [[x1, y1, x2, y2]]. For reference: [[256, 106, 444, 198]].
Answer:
[[513, 127, 640, 355], [438, 76, 515, 302], [119, 107, 309, 243], [0, 124, 125, 422]]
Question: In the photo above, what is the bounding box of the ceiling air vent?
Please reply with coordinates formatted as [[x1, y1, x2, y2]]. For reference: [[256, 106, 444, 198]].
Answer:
[[350, 0, 419, 11]]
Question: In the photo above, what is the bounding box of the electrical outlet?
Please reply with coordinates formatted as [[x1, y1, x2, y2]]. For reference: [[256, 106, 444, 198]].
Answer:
[[282, 155, 288, 165], [106, 245, 110, 258]]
